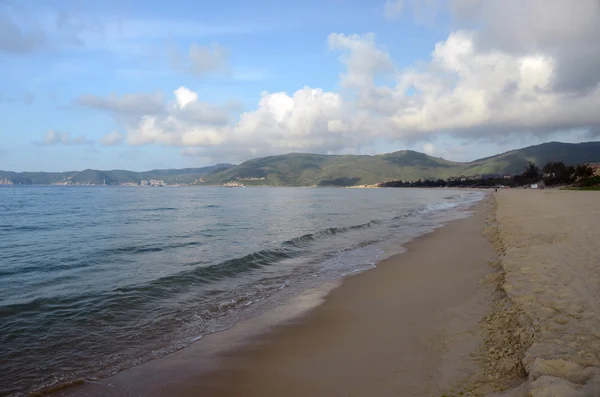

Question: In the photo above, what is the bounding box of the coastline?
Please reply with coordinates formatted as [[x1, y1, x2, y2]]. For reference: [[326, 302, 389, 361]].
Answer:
[[54, 197, 496, 397]]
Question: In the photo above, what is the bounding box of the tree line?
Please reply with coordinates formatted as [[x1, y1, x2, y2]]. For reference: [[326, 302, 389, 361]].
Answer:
[[379, 161, 596, 188], [522, 161, 594, 185]]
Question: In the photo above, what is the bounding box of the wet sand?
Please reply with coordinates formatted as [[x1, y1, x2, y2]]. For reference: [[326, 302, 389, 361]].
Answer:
[[56, 198, 496, 397]]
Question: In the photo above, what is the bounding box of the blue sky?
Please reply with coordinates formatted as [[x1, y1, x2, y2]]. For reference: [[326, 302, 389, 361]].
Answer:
[[2, 0, 600, 171]]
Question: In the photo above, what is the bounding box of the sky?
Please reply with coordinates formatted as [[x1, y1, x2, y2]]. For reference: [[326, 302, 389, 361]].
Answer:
[[2, 0, 600, 172]]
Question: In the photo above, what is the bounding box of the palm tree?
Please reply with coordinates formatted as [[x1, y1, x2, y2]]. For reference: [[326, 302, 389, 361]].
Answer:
[[523, 161, 541, 183], [542, 161, 574, 185], [574, 163, 595, 180]]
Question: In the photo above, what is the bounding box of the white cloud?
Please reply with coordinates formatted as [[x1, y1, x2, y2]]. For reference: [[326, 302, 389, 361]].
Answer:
[[328, 33, 394, 88], [100, 131, 125, 146], [128, 115, 227, 147], [423, 143, 435, 155], [389, 30, 600, 137], [174, 87, 198, 109], [76, 1, 600, 162], [233, 88, 348, 152], [124, 86, 353, 157], [384, 0, 404, 19], [449, 0, 600, 94], [37, 130, 93, 146]]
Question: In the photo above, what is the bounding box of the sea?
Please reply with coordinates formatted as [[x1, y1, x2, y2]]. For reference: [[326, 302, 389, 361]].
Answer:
[[0, 186, 485, 396]]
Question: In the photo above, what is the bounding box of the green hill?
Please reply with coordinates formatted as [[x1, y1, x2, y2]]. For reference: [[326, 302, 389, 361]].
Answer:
[[0, 164, 233, 185], [199, 151, 464, 186], [200, 141, 600, 186], [463, 141, 600, 175], [2, 141, 599, 186]]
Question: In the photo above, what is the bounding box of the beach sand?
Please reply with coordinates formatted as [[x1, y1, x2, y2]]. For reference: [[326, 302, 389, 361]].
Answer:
[[56, 198, 497, 397], [485, 190, 600, 396]]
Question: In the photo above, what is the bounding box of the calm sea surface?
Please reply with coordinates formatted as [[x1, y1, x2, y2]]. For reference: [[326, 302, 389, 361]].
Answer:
[[0, 186, 484, 396]]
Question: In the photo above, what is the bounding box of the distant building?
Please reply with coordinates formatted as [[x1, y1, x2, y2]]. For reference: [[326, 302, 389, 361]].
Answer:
[[140, 180, 149, 186], [222, 181, 244, 187], [480, 173, 503, 180], [149, 180, 165, 187]]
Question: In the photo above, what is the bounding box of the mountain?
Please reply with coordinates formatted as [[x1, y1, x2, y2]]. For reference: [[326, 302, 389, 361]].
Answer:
[[200, 141, 600, 186], [464, 141, 600, 175], [200, 151, 464, 186], [0, 164, 234, 185], [2, 141, 599, 186]]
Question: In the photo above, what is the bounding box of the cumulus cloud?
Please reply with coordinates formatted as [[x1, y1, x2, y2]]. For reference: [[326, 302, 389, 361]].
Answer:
[[174, 87, 198, 109], [100, 131, 125, 146], [123, 86, 352, 157], [36, 130, 93, 146], [449, 0, 600, 94], [328, 33, 394, 89], [78, 1, 600, 161], [388, 26, 600, 138]]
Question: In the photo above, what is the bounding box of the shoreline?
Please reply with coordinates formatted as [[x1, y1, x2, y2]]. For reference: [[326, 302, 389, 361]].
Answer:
[[53, 197, 496, 397], [5, 189, 483, 397]]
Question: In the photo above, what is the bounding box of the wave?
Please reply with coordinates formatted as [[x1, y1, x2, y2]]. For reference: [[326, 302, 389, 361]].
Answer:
[[442, 195, 460, 200], [0, 224, 52, 232], [282, 219, 382, 248], [0, 241, 206, 278], [0, 215, 392, 314], [116, 219, 388, 294], [0, 201, 471, 281], [423, 202, 460, 212], [392, 209, 420, 220]]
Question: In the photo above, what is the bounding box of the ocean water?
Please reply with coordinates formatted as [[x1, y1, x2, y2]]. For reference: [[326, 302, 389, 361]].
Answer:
[[0, 186, 484, 396]]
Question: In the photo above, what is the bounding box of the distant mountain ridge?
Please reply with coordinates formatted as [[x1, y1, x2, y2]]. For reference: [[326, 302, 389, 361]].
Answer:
[[200, 141, 600, 186], [1, 141, 599, 186], [0, 164, 234, 185]]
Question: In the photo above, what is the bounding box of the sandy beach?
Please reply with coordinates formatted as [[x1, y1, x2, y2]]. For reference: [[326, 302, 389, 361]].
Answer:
[[487, 190, 600, 396], [53, 189, 600, 397]]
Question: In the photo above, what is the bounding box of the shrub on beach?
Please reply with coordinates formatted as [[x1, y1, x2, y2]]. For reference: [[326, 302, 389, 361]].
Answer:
[[575, 175, 600, 188]]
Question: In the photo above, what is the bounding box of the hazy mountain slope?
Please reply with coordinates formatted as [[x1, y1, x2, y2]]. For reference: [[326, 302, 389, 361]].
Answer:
[[0, 164, 234, 185], [2, 142, 600, 186], [201, 150, 466, 186], [463, 141, 600, 175], [201, 142, 600, 186]]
